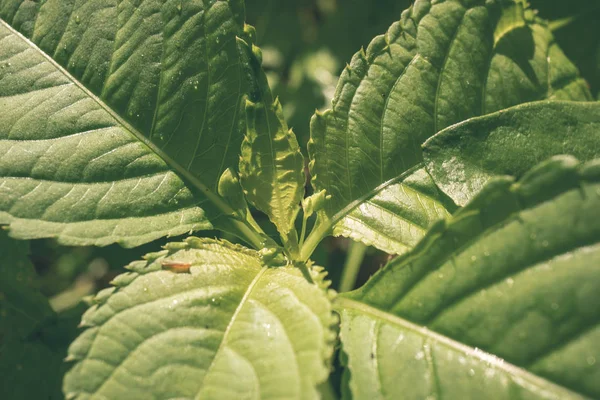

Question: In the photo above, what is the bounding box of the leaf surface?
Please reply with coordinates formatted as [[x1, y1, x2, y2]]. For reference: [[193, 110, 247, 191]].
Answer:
[[0, 0, 263, 247], [307, 0, 591, 255], [424, 100, 600, 205], [241, 95, 305, 246], [64, 237, 335, 400], [332, 168, 456, 255], [337, 156, 600, 399]]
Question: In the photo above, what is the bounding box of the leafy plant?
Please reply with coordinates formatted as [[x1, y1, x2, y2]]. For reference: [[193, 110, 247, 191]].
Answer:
[[1, 0, 599, 399]]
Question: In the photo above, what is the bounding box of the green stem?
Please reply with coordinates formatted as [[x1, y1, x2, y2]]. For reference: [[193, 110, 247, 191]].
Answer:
[[339, 241, 368, 292], [232, 218, 265, 250], [299, 219, 331, 262], [299, 164, 424, 262], [295, 261, 314, 284], [298, 214, 308, 249]]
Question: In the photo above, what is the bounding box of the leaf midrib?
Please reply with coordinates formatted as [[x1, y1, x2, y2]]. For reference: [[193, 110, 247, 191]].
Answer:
[[335, 297, 587, 399], [198, 266, 268, 397], [263, 102, 287, 232], [0, 19, 235, 222], [300, 163, 425, 261], [0, 18, 268, 248]]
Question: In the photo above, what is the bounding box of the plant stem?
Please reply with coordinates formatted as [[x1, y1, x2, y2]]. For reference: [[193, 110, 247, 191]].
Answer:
[[339, 241, 368, 292], [232, 218, 266, 250], [299, 219, 330, 262], [298, 214, 308, 249], [295, 261, 314, 284], [299, 164, 424, 262]]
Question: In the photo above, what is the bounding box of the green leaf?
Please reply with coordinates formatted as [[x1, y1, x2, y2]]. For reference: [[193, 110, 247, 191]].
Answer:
[[424, 100, 600, 206], [64, 237, 336, 400], [337, 156, 600, 399], [331, 167, 456, 255], [0, 1, 264, 247], [240, 95, 305, 247], [306, 0, 591, 257]]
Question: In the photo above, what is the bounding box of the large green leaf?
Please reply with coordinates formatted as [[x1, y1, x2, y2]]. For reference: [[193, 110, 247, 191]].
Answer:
[[424, 100, 600, 205], [337, 156, 600, 399], [0, 0, 264, 247], [305, 0, 591, 258], [64, 237, 336, 399]]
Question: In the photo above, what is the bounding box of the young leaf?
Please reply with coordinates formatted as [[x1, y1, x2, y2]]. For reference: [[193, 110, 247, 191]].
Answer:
[[240, 95, 305, 247], [0, 1, 263, 247], [307, 0, 591, 257], [64, 237, 336, 399], [530, 0, 600, 97], [217, 168, 249, 218], [337, 156, 600, 399]]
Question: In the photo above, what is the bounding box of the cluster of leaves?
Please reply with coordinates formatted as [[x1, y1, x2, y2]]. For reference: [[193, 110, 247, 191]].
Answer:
[[1, 0, 599, 399]]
